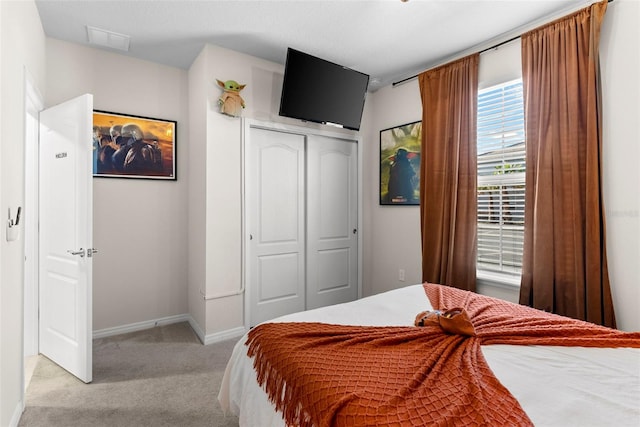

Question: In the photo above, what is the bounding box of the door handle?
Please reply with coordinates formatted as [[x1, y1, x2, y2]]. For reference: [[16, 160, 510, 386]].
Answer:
[[67, 248, 84, 257]]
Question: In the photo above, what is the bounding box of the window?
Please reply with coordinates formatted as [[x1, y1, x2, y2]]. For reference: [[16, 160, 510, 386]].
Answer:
[[477, 79, 525, 282]]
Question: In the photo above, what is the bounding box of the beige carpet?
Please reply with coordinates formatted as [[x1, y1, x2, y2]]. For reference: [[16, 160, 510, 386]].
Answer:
[[19, 322, 240, 427]]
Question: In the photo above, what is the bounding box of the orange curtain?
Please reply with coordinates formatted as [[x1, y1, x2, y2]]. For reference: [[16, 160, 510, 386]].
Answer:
[[519, 1, 615, 327], [418, 54, 479, 291]]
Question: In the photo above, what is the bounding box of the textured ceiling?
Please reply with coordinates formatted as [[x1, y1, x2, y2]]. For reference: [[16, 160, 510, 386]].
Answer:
[[35, 0, 590, 91]]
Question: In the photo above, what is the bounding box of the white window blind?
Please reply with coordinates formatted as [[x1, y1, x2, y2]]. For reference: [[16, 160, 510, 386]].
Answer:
[[477, 79, 525, 277]]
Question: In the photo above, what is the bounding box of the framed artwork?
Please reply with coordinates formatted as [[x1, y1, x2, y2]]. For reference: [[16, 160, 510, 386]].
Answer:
[[380, 121, 422, 205], [92, 110, 177, 180]]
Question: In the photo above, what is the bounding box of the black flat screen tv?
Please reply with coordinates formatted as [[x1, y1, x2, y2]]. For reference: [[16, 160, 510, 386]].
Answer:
[[279, 48, 369, 131]]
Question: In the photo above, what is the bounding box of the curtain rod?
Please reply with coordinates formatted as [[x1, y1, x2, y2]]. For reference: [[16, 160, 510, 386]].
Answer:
[[392, 0, 613, 88]]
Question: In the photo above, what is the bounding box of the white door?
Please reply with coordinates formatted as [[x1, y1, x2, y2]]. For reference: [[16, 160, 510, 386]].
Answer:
[[306, 135, 358, 309], [39, 94, 94, 383], [248, 127, 306, 326]]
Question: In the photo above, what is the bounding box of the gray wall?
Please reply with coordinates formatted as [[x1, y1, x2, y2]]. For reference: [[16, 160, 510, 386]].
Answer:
[[45, 39, 190, 332]]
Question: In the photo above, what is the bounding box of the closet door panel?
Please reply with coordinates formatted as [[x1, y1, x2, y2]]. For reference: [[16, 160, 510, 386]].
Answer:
[[316, 248, 350, 292], [257, 253, 300, 300], [248, 127, 306, 326], [306, 135, 358, 309]]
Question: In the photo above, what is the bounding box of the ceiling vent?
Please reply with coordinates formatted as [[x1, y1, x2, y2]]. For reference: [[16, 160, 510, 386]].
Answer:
[[86, 25, 130, 51]]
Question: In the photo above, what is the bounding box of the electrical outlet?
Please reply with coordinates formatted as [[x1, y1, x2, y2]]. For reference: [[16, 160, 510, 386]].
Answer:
[[399, 269, 405, 281]]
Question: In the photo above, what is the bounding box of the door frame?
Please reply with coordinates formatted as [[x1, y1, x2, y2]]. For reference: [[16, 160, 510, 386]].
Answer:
[[241, 118, 363, 329], [23, 70, 44, 412], [24, 69, 43, 359]]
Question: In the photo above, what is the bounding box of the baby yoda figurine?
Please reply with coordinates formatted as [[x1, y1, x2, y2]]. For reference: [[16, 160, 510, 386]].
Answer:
[[216, 79, 246, 117]]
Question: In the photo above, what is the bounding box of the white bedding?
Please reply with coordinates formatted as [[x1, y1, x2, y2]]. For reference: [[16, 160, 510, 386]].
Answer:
[[218, 284, 640, 426]]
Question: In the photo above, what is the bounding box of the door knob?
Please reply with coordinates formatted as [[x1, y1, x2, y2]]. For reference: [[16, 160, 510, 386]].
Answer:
[[67, 248, 84, 257]]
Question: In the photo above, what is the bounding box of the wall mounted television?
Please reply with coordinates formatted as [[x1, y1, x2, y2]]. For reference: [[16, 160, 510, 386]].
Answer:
[[279, 48, 369, 131]]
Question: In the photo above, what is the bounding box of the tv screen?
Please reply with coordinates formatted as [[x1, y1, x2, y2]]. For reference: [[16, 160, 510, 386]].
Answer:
[[279, 48, 369, 131]]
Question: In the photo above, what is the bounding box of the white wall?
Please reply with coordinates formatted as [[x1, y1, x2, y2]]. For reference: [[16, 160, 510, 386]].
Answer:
[[363, 1, 640, 331], [44, 39, 190, 332], [186, 47, 208, 337], [600, 0, 640, 332], [0, 1, 46, 425], [360, 81, 422, 297]]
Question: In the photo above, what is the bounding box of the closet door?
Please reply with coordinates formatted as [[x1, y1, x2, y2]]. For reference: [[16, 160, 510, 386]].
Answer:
[[306, 135, 358, 309], [248, 127, 306, 326]]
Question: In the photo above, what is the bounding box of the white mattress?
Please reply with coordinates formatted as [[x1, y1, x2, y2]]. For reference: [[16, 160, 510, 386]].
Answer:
[[218, 284, 640, 427]]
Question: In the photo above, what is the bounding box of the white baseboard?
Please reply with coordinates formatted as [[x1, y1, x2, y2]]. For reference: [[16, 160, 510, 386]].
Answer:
[[92, 314, 246, 346], [187, 316, 206, 343], [10, 400, 23, 427], [181, 317, 245, 345], [92, 314, 192, 339], [202, 326, 246, 345]]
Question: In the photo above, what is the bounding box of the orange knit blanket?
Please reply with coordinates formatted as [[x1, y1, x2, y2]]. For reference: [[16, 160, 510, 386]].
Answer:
[[246, 283, 640, 427]]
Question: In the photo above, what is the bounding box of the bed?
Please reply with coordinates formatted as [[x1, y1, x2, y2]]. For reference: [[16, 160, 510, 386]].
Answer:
[[218, 283, 640, 426]]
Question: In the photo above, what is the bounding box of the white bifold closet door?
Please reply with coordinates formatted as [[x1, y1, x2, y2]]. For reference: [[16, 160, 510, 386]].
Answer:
[[248, 126, 358, 327]]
